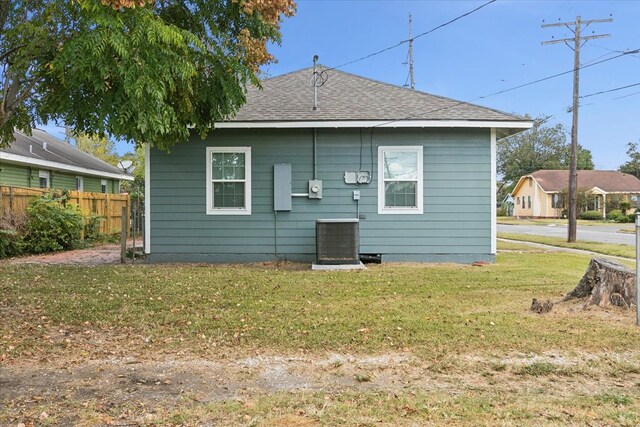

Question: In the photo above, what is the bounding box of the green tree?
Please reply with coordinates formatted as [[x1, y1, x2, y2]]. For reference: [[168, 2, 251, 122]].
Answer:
[[619, 141, 640, 179], [74, 133, 119, 166], [0, 0, 295, 150], [497, 115, 594, 187]]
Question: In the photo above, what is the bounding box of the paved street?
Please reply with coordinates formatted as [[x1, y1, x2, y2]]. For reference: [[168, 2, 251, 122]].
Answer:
[[498, 223, 635, 246]]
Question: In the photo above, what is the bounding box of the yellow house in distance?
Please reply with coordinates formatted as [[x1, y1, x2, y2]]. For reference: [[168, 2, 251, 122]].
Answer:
[[511, 170, 640, 218]]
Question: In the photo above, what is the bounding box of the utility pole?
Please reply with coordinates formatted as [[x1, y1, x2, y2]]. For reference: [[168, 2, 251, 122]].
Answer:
[[542, 16, 612, 242], [408, 13, 415, 90]]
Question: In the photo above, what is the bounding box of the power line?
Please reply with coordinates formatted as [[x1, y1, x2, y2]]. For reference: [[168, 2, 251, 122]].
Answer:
[[325, 0, 496, 72], [613, 90, 640, 100], [412, 0, 496, 42], [368, 48, 639, 129], [580, 82, 640, 99]]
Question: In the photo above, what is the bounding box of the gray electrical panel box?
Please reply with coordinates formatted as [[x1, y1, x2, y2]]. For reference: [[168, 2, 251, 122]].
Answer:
[[274, 164, 292, 211], [308, 179, 323, 199]]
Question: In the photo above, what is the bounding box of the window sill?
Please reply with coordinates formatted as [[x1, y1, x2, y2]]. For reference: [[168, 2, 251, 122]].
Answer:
[[206, 209, 252, 216], [378, 208, 423, 215]]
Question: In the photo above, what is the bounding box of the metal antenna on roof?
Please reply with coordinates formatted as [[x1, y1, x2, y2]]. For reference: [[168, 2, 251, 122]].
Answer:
[[312, 55, 319, 110]]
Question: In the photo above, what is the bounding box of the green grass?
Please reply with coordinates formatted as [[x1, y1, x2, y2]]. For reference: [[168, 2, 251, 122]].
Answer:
[[2, 250, 640, 362], [497, 217, 623, 227], [4, 251, 640, 426], [498, 232, 636, 259], [22, 387, 640, 426]]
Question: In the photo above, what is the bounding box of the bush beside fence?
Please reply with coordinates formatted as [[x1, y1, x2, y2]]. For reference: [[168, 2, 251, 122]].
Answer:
[[0, 185, 130, 235]]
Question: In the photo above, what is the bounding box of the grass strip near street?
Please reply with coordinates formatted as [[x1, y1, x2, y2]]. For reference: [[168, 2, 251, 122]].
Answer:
[[497, 217, 622, 227], [498, 232, 635, 259]]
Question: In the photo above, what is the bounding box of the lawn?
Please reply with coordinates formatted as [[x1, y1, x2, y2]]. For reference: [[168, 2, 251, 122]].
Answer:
[[496, 217, 625, 227], [2, 247, 640, 426], [498, 232, 636, 259]]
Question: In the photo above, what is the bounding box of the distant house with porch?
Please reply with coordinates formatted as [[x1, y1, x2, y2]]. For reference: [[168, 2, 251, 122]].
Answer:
[[511, 170, 640, 218]]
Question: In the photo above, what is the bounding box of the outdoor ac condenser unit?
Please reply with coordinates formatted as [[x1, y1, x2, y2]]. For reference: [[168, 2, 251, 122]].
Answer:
[[315, 219, 360, 265]]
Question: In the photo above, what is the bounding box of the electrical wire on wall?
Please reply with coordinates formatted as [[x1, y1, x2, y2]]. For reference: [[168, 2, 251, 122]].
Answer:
[[274, 210, 278, 258]]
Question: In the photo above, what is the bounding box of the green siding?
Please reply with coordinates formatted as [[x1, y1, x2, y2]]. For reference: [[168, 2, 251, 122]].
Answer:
[[0, 161, 121, 193], [148, 128, 494, 263], [51, 172, 76, 190], [83, 176, 103, 193], [0, 163, 30, 186]]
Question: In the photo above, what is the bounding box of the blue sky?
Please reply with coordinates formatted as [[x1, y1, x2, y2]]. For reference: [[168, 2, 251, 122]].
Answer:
[[43, 0, 639, 170]]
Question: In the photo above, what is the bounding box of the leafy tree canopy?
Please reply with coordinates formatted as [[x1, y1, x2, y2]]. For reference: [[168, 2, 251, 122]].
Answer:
[[619, 141, 640, 179], [0, 0, 295, 150], [497, 115, 594, 187]]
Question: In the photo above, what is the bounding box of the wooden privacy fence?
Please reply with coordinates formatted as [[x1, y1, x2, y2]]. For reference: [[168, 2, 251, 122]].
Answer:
[[0, 185, 130, 235]]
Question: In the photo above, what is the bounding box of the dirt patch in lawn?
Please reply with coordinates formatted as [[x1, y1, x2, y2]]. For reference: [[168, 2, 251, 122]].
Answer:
[[2, 350, 640, 425]]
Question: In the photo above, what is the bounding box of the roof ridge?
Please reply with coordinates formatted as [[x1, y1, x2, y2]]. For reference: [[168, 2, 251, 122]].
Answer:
[[259, 66, 525, 121]]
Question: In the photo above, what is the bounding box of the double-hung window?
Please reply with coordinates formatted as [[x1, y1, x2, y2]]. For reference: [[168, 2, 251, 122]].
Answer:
[[75, 176, 84, 191], [206, 147, 251, 215], [378, 146, 423, 214]]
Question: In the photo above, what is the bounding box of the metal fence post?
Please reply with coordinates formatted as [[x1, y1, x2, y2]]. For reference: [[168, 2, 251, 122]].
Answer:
[[636, 216, 640, 326]]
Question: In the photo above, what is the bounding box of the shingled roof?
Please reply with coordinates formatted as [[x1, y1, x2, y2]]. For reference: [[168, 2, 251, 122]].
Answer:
[[1, 129, 132, 180], [526, 170, 640, 193], [226, 67, 530, 129]]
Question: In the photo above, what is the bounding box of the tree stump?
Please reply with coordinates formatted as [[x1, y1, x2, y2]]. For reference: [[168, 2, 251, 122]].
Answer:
[[564, 258, 636, 309]]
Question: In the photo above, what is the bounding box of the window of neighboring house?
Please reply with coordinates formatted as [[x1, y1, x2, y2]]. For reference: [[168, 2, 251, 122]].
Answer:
[[527, 196, 531, 209], [378, 146, 423, 214], [517, 197, 520, 207], [551, 194, 564, 209], [522, 197, 525, 209], [75, 176, 84, 191], [38, 170, 50, 188], [101, 179, 107, 193], [206, 146, 252, 215]]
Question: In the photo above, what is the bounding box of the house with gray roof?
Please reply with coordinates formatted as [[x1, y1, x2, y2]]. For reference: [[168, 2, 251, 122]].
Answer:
[[0, 129, 133, 193], [511, 170, 640, 219], [145, 66, 532, 263]]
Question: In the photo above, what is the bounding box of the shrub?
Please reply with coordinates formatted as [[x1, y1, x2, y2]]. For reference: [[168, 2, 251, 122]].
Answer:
[[84, 215, 105, 242], [622, 214, 637, 223], [619, 202, 631, 215], [23, 195, 84, 253], [579, 210, 603, 220], [0, 229, 23, 259], [607, 210, 623, 221]]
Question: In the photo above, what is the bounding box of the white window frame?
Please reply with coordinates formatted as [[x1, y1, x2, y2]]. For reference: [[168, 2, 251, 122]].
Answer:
[[75, 176, 84, 191], [38, 170, 50, 188], [378, 146, 423, 215], [206, 146, 252, 215], [100, 179, 107, 193]]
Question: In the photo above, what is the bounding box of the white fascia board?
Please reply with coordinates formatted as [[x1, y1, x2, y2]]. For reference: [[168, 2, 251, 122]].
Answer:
[[0, 152, 134, 181], [213, 120, 533, 130], [144, 143, 151, 254], [490, 128, 497, 255]]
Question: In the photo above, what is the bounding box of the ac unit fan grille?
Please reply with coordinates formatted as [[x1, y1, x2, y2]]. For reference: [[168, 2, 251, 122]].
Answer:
[[316, 220, 359, 265]]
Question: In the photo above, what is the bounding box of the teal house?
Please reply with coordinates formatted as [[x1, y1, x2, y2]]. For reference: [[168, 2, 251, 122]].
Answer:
[[0, 129, 132, 193], [145, 67, 531, 263]]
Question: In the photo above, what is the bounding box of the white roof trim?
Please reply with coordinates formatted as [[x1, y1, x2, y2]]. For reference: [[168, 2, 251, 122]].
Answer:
[[214, 120, 533, 130], [0, 152, 134, 181]]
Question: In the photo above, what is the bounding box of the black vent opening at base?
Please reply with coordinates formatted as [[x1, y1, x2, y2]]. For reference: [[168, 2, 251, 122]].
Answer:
[[316, 219, 359, 265]]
